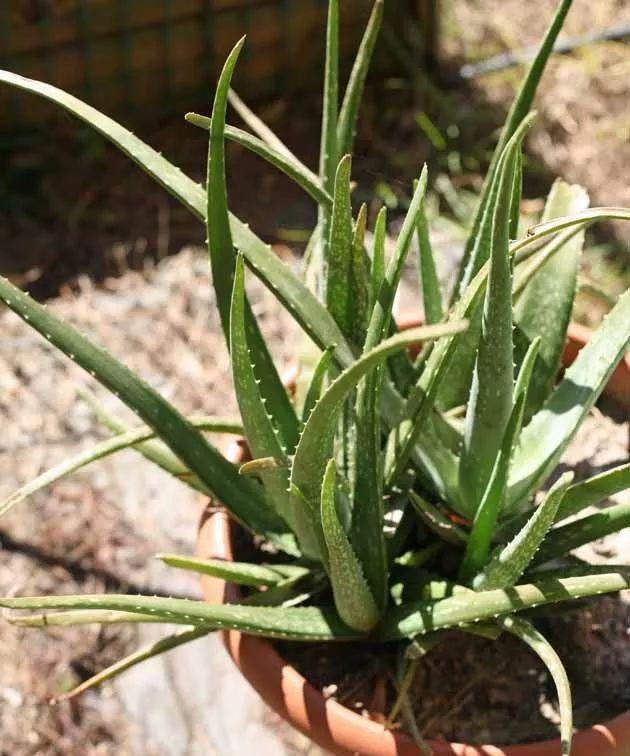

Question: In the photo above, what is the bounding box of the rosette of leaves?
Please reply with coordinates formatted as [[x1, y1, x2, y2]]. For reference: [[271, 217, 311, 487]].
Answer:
[[1, 1, 629, 753]]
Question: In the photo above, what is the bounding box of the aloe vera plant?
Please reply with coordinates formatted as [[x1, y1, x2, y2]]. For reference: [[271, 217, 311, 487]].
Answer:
[[1, 1, 629, 752]]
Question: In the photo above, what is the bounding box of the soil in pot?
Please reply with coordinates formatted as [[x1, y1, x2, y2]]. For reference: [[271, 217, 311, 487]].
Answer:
[[234, 404, 629, 748]]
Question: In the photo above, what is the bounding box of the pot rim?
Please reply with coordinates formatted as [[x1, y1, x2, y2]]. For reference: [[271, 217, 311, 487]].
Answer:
[[196, 319, 630, 756]]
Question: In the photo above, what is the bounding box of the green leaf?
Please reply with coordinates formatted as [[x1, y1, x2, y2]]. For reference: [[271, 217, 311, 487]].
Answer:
[[186, 113, 331, 207], [416, 188, 443, 325], [455, 0, 574, 297], [158, 554, 306, 587], [301, 346, 335, 424], [56, 628, 209, 701], [318, 0, 340, 276], [349, 203, 370, 346], [460, 337, 542, 582], [0, 415, 244, 518], [227, 89, 296, 159], [459, 115, 535, 514], [370, 206, 387, 312], [1, 595, 358, 641], [500, 616, 573, 755], [10, 610, 163, 627], [326, 155, 354, 335], [508, 149, 523, 240], [474, 472, 573, 590], [499, 463, 630, 540], [206, 40, 299, 453], [377, 569, 630, 641], [508, 288, 630, 506], [320, 460, 380, 632], [230, 254, 293, 525], [514, 180, 589, 422], [409, 491, 468, 545], [533, 500, 630, 566], [364, 166, 428, 351], [290, 321, 468, 560], [337, 0, 384, 154], [0, 274, 291, 549]]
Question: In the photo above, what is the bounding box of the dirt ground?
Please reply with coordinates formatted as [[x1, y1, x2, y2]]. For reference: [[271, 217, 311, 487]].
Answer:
[[0, 0, 629, 753]]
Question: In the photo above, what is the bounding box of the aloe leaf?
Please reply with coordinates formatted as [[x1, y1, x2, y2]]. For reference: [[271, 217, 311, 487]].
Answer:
[[302, 347, 334, 424], [0, 70, 356, 376], [459, 116, 535, 514], [10, 611, 163, 627], [519, 207, 630, 248], [291, 322, 468, 560], [337, 0, 384, 154], [377, 569, 630, 641], [508, 149, 523, 240], [318, 0, 340, 276], [1, 595, 358, 641], [514, 180, 589, 422], [206, 40, 300, 453], [371, 206, 387, 311], [416, 189, 443, 325], [460, 338, 542, 582], [321, 460, 381, 632], [500, 616, 573, 755], [59, 627, 209, 701], [533, 500, 630, 566], [365, 166, 428, 351], [227, 89, 296, 160], [409, 491, 468, 545], [0, 415, 243, 518], [349, 203, 370, 346], [230, 254, 294, 525], [474, 472, 573, 590], [455, 0, 574, 297], [158, 554, 306, 587], [186, 113, 331, 207], [326, 155, 354, 335], [508, 288, 630, 506], [0, 275, 292, 549], [500, 463, 630, 540]]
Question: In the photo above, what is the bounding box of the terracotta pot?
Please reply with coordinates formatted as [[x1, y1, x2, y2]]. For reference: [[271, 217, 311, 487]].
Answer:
[[196, 319, 630, 756]]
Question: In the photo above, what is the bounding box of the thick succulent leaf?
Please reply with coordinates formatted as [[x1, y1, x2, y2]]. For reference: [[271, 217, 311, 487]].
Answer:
[[206, 41, 299, 452], [556, 463, 630, 522], [519, 207, 630, 248], [320, 460, 380, 632], [508, 150, 523, 240], [290, 322, 468, 560], [186, 113, 330, 207], [459, 117, 534, 514], [302, 346, 335, 424], [460, 338, 541, 582], [0, 275, 292, 549], [455, 0, 573, 297], [409, 492, 468, 546], [474, 472, 573, 590], [514, 180, 589, 422], [0, 415, 243, 518], [533, 500, 630, 566], [326, 155, 354, 335], [0, 71, 357, 374], [158, 554, 306, 587], [500, 616, 573, 755], [318, 0, 340, 270], [10, 610, 162, 627], [364, 166, 428, 351], [370, 207, 387, 312], [349, 203, 370, 346], [416, 190, 443, 325], [508, 288, 630, 506], [337, 0, 384, 154], [57, 627, 209, 701], [1, 595, 358, 641], [377, 569, 630, 641], [230, 255, 293, 524]]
